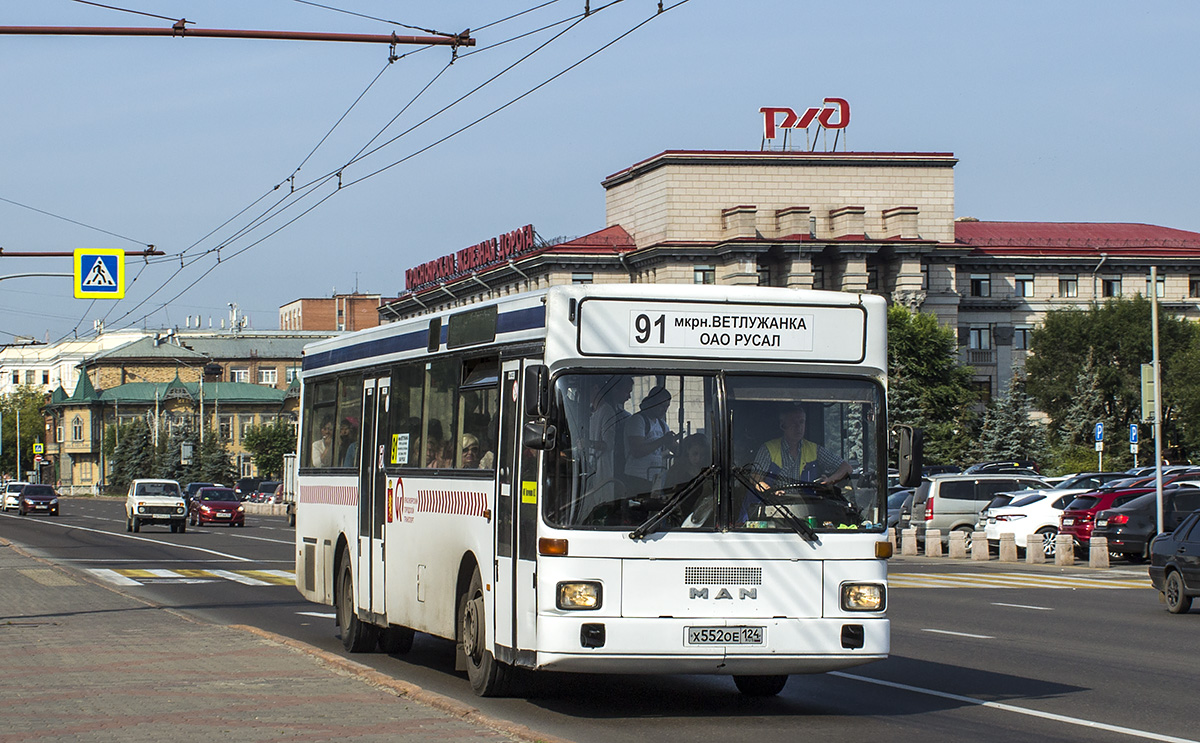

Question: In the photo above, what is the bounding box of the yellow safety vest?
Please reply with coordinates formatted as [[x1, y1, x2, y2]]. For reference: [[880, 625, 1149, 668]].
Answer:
[[765, 438, 818, 475]]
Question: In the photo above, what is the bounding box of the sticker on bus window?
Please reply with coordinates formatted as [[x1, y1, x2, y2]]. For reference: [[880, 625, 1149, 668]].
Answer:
[[521, 481, 537, 504], [392, 433, 409, 465]]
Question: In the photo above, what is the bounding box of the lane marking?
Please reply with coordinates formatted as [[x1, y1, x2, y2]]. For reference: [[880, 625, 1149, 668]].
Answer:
[[992, 602, 1053, 611], [0, 515, 253, 562], [208, 569, 274, 586], [921, 629, 994, 639], [890, 572, 1150, 590], [833, 671, 1198, 743], [298, 611, 336, 619], [86, 568, 140, 586], [85, 568, 296, 587]]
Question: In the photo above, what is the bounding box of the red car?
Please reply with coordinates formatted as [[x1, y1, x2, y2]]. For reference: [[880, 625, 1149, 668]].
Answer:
[[189, 487, 245, 527], [18, 484, 60, 516], [1060, 488, 1150, 549]]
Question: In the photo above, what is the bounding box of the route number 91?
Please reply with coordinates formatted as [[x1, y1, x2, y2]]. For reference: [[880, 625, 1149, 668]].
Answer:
[[634, 313, 666, 344]]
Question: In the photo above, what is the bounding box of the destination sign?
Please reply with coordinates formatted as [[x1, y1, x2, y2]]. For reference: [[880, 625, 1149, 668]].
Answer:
[[576, 299, 866, 362]]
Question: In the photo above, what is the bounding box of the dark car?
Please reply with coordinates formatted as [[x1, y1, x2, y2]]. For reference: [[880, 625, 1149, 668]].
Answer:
[[887, 489, 912, 530], [18, 484, 59, 516], [1092, 487, 1200, 562], [253, 481, 281, 503], [233, 477, 262, 502], [1148, 509, 1200, 613], [189, 487, 245, 527]]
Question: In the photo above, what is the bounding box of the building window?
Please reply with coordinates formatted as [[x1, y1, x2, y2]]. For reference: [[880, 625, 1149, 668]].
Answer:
[[1014, 327, 1032, 350], [10, 371, 17, 385], [970, 274, 991, 297], [973, 379, 993, 404], [80, 461, 93, 483], [56, 425, 63, 443], [25, 370, 35, 385], [71, 416, 84, 442], [1146, 275, 1165, 298], [921, 264, 929, 290], [258, 368, 278, 386], [286, 367, 300, 383], [42, 371, 50, 385], [1014, 274, 1034, 297], [968, 327, 992, 350], [1059, 275, 1078, 297], [230, 367, 250, 383], [694, 266, 716, 285], [571, 272, 593, 284], [219, 415, 233, 440], [1190, 275, 1200, 298], [1102, 277, 1122, 298], [757, 260, 773, 287], [867, 266, 880, 292], [812, 265, 825, 290], [239, 415, 255, 440]]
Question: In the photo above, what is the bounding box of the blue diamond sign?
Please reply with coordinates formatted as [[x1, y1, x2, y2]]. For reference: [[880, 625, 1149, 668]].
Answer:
[[74, 248, 125, 299]]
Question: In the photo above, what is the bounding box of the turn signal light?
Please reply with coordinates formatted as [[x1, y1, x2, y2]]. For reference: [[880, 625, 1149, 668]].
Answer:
[[875, 541, 893, 559], [539, 538, 568, 556]]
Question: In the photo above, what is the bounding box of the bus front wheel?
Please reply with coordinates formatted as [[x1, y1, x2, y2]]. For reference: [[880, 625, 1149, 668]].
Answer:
[[457, 567, 513, 697], [734, 674, 789, 697], [337, 556, 379, 652]]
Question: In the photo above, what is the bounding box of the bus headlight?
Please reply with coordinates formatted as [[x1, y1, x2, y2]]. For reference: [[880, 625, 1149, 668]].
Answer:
[[840, 582, 885, 612], [557, 581, 602, 610]]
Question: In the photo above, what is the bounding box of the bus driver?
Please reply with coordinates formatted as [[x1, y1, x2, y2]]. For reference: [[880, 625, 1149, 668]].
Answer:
[[752, 404, 851, 488]]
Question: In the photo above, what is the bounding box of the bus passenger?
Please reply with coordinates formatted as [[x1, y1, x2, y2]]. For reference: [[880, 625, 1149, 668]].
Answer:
[[312, 417, 334, 468], [625, 385, 679, 490], [339, 416, 359, 468], [664, 433, 716, 528], [460, 433, 493, 468], [589, 375, 633, 484]]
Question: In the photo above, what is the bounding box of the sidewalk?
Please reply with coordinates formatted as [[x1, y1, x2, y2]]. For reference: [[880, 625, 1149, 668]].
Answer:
[[0, 538, 565, 743]]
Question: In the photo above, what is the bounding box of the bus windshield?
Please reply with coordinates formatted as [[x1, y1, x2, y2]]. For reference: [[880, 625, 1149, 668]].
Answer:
[[545, 372, 884, 533]]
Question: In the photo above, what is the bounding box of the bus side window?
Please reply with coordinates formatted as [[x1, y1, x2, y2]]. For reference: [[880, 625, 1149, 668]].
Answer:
[[335, 377, 363, 468], [423, 359, 460, 468], [389, 364, 424, 467], [302, 380, 338, 468]]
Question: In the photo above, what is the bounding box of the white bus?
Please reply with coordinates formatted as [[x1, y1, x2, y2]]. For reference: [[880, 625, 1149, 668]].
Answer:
[[294, 284, 920, 697]]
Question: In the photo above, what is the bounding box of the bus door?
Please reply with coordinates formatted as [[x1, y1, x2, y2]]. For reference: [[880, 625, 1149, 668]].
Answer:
[[495, 359, 539, 658], [357, 375, 390, 619]]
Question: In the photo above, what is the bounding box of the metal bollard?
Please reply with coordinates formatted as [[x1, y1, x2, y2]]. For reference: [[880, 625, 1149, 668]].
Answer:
[[1055, 533, 1075, 566], [901, 528, 918, 556], [947, 530, 967, 559], [926, 529, 943, 557], [1089, 536, 1110, 568], [998, 532, 1017, 562], [1026, 533, 1047, 564], [972, 531, 989, 561]]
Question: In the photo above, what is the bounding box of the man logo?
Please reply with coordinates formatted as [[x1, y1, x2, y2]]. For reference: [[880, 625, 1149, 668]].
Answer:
[[689, 587, 758, 600]]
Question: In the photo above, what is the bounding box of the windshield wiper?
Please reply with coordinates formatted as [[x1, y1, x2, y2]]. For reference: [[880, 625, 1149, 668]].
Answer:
[[731, 466, 819, 542], [629, 465, 716, 540]]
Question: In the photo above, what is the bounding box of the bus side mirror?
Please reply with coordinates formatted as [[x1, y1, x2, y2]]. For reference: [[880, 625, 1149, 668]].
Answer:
[[896, 425, 924, 487], [524, 365, 550, 417], [523, 421, 557, 450]]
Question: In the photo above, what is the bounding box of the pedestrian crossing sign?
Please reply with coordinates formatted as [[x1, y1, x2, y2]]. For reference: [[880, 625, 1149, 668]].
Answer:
[[74, 248, 125, 299]]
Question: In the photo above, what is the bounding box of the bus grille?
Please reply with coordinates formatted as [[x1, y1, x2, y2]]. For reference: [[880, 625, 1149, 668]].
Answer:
[[684, 567, 762, 585]]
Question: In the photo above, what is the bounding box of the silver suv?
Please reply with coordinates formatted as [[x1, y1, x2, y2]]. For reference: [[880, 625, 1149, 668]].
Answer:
[[901, 473, 1048, 548], [125, 479, 188, 533]]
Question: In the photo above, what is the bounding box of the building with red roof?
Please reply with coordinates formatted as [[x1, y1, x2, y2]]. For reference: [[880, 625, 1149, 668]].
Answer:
[[380, 150, 1200, 399]]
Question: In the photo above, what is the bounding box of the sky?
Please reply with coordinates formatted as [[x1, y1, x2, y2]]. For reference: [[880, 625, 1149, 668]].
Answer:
[[2, 1, 1198, 344]]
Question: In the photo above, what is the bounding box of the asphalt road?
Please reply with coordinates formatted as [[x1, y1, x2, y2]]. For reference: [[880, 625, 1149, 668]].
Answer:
[[2, 497, 1195, 743]]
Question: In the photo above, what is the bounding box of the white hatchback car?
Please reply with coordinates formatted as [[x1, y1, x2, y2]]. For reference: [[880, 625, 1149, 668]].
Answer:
[[983, 491, 1078, 557], [3, 481, 30, 511]]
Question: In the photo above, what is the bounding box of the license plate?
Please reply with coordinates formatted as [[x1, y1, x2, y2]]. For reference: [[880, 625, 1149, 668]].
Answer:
[[1096, 519, 1107, 528], [34, 504, 48, 510], [685, 626, 764, 645], [1062, 518, 1074, 525], [216, 512, 231, 518]]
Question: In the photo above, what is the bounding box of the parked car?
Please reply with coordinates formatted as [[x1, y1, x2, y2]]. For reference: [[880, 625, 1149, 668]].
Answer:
[[125, 479, 188, 533], [921, 465, 961, 477], [272, 482, 285, 504], [887, 489, 912, 531], [1092, 487, 1200, 562], [1148, 508, 1200, 613], [233, 477, 262, 501], [3, 481, 30, 512], [965, 459, 1041, 475], [17, 484, 60, 516], [901, 473, 1048, 549], [189, 487, 245, 527], [982, 491, 1079, 557], [1060, 489, 1150, 551]]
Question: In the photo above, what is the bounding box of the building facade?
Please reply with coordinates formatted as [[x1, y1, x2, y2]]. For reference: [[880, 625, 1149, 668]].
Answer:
[[279, 293, 384, 332], [379, 149, 1200, 401]]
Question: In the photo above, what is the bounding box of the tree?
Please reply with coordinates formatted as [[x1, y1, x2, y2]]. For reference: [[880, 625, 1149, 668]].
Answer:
[[1, 386, 48, 480], [241, 420, 296, 479], [972, 369, 1048, 466], [109, 419, 155, 492], [887, 305, 980, 466]]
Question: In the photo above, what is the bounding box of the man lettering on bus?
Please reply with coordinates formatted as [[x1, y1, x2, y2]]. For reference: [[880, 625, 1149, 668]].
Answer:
[[752, 404, 851, 489]]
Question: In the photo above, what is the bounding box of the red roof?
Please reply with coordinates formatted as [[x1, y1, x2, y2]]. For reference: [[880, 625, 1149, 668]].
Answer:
[[553, 224, 636, 251], [954, 221, 1200, 257]]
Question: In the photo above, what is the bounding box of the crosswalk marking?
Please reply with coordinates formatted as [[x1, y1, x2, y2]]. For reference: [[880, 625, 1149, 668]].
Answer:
[[889, 572, 1153, 590], [87, 568, 295, 587]]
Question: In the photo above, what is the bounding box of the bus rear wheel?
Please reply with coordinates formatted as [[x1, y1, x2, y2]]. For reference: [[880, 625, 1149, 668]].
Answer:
[[337, 556, 379, 652], [458, 568, 513, 697], [733, 674, 789, 697]]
